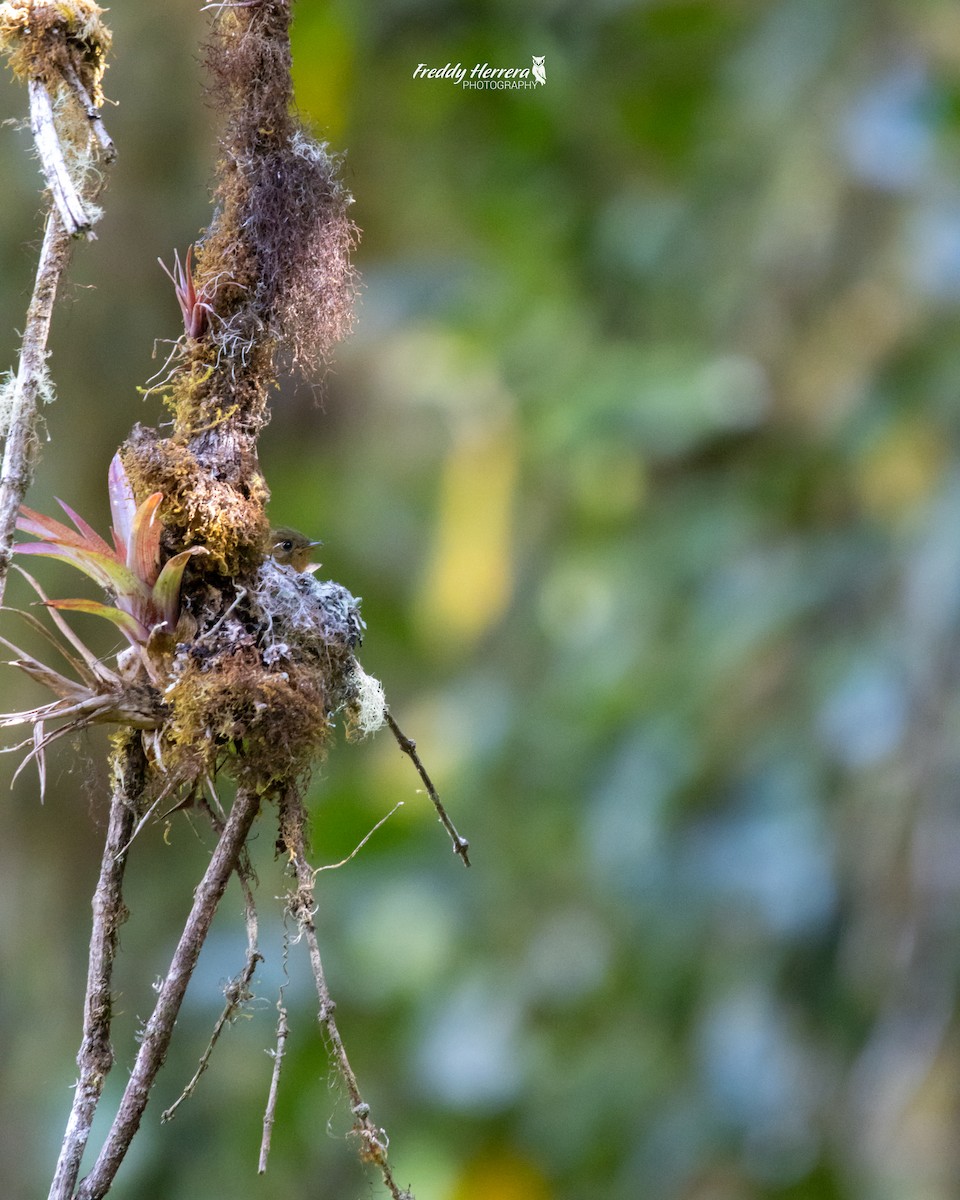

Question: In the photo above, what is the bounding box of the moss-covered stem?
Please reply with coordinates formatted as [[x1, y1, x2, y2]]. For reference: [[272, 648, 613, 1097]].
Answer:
[[0, 207, 73, 606], [48, 733, 145, 1200], [280, 786, 414, 1200], [124, 0, 356, 574], [75, 787, 262, 1200]]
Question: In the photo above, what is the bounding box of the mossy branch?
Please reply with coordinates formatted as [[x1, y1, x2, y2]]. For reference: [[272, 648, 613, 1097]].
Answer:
[[0, 209, 71, 606], [0, 0, 115, 605], [123, 0, 357, 576]]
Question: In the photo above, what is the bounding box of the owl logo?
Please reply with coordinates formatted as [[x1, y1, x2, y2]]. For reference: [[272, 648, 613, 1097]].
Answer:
[[532, 55, 546, 85]]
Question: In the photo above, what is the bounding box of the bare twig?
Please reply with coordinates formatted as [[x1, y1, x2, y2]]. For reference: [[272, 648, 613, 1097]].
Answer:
[[259, 881, 295, 1175], [0, 207, 72, 605], [161, 867, 262, 1123], [28, 78, 95, 238], [279, 785, 414, 1200], [257, 1003, 288, 1173], [48, 733, 146, 1200], [385, 711, 470, 866], [313, 801, 404, 873], [75, 787, 263, 1200], [60, 58, 116, 163], [256, 802, 402, 1172]]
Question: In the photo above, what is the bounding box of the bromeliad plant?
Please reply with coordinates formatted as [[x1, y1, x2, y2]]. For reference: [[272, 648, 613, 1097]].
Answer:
[[158, 244, 215, 341], [0, 454, 203, 780], [17, 453, 203, 669]]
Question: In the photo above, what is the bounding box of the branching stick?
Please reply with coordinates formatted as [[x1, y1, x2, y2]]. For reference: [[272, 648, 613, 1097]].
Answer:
[[279, 785, 414, 1200], [47, 733, 145, 1200], [161, 866, 262, 1123], [75, 787, 262, 1200], [386, 711, 470, 866]]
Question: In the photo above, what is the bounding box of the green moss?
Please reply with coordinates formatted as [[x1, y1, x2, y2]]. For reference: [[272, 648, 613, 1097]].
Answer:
[[161, 650, 333, 789], [0, 0, 110, 101], [121, 434, 268, 577]]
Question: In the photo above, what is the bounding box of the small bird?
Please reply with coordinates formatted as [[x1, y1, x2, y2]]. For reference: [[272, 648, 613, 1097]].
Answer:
[[269, 526, 323, 573]]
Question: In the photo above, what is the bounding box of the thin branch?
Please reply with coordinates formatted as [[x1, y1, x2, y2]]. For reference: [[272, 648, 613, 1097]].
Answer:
[[48, 733, 146, 1200], [256, 803, 402, 1173], [161, 863, 262, 1123], [75, 787, 263, 1200], [113, 778, 179, 859], [279, 785, 414, 1200], [28, 78, 95, 238], [257, 1003, 288, 1173], [60, 59, 116, 163], [260, 880, 295, 1174], [313, 801, 404, 873], [0, 28, 115, 601], [385, 711, 470, 866], [0, 208, 73, 606]]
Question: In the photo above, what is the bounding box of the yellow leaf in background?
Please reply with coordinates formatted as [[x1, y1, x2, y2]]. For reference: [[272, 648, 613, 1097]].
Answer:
[[855, 417, 947, 524], [450, 1149, 552, 1200], [417, 421, 518, 649]]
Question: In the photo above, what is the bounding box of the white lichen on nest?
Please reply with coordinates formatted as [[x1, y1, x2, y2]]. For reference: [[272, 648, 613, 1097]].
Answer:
[[248, 562, 386, 736], [250, 558, 366, 656], [349, 662, 387, 736], [153, 557, 382, 784]]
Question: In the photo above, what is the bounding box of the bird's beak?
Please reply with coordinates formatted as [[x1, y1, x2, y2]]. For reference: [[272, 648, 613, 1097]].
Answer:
[[308, 540, 324, 549]]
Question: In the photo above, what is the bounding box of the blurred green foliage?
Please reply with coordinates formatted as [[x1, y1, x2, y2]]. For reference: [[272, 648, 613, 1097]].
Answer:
[[4, 1, 960, 1198]]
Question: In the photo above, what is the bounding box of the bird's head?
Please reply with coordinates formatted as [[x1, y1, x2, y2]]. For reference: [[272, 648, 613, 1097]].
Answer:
[[269, 526, 324, 573]]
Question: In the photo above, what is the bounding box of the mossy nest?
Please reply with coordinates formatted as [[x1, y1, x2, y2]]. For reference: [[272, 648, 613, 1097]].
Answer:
[[152, 559, 381, 790]]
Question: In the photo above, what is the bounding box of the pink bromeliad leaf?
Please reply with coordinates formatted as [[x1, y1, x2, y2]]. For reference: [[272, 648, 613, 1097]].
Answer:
[[158, 245, 210, 339], [14, 543, 149, 599], [127, 492, 164, 587], [45, 599, 149, 648], [108, 452, 136, 559], [15, 454, 201, 652], [11, 564, 118, 685], [55, 498, 115, 557], [17, 506, 100, 553]]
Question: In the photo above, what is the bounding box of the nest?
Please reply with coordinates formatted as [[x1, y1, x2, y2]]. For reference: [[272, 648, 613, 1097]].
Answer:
[[157, 559, 381, 788]]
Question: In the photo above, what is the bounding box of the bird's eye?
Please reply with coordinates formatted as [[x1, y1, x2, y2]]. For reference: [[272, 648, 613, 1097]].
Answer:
[[280, 540, 293, 551]]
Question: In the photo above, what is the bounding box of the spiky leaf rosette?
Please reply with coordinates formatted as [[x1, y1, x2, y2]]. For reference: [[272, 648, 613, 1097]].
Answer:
[[15, 453, 204, 654], [0, 454, 206, 785]]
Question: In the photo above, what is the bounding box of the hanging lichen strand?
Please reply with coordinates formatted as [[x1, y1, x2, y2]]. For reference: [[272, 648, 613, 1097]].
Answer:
[[124, 0, 357, 574], [115, 1, 362, 790]]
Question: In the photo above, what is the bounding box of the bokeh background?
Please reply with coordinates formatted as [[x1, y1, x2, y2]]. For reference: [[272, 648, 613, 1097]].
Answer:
[[3, 1, 960, 1197]]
